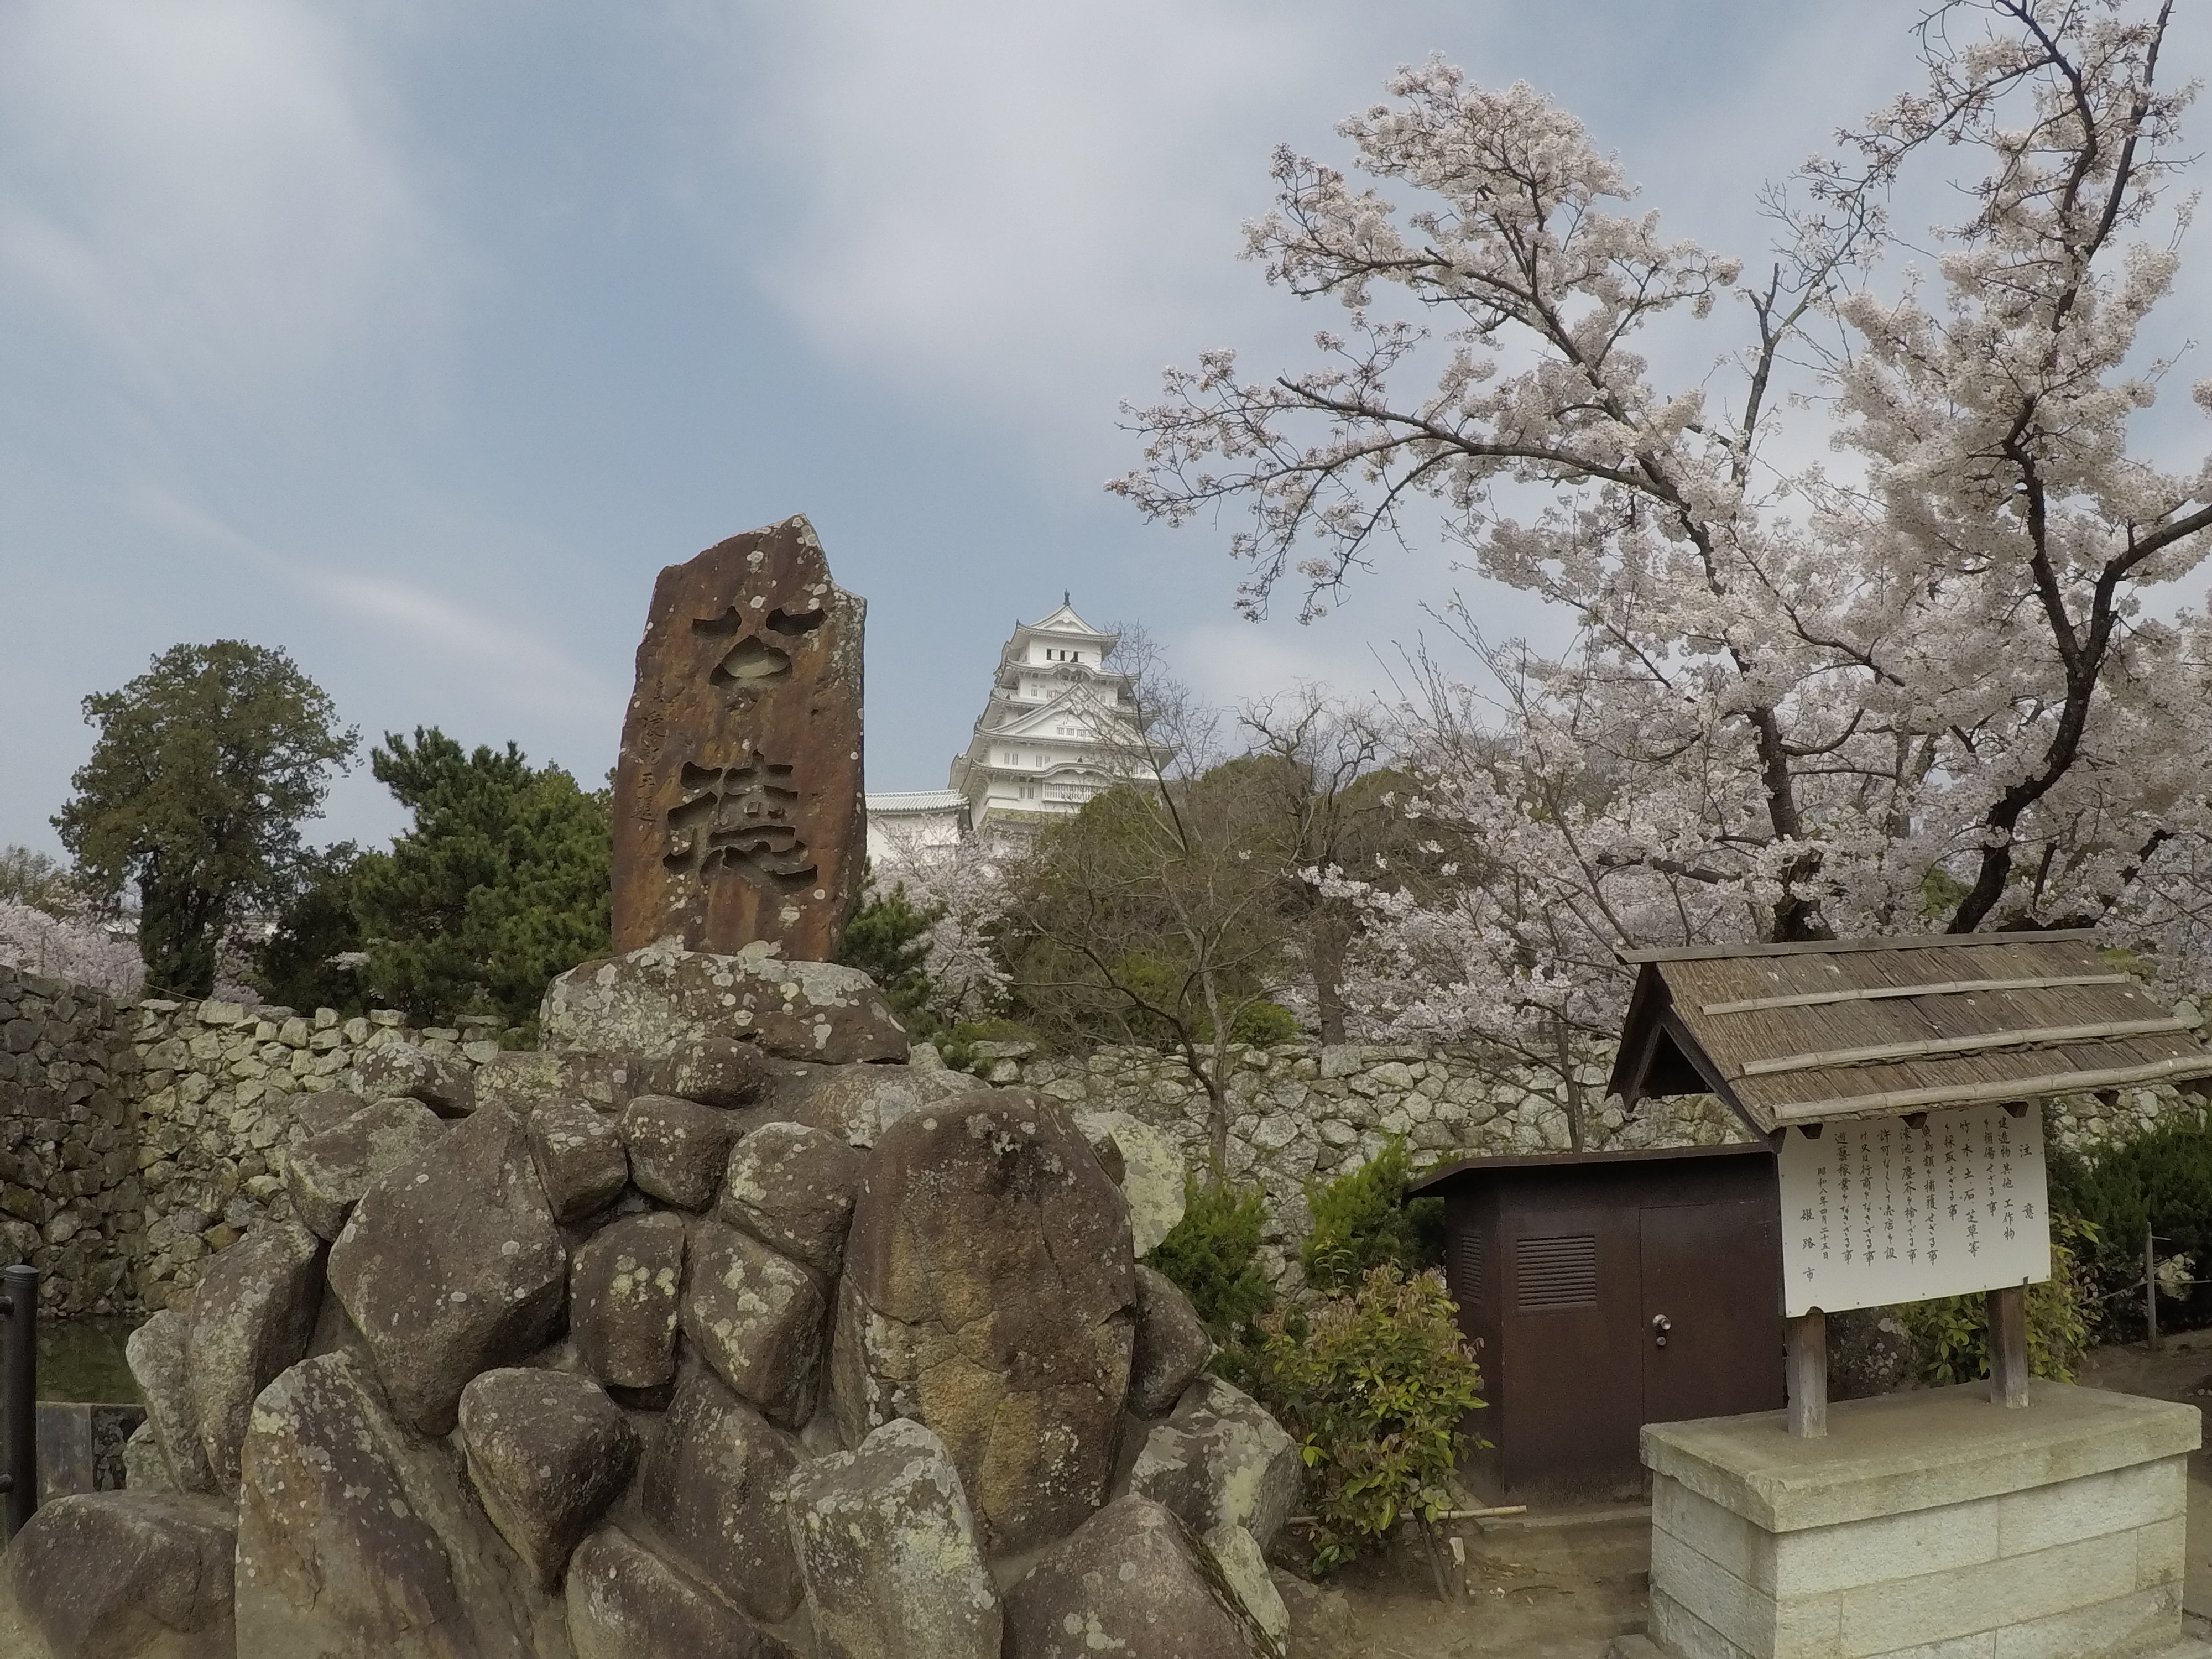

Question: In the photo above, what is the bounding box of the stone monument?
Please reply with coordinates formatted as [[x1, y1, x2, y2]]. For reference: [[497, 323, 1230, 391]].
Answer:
[[611, 515, 865, 961]]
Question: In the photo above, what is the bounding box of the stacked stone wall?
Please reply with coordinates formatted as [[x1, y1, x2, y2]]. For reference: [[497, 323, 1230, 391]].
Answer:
[[978, 1039, 2201, 1292], [124, 999, 506, 1309], [0, 964, 139, 1314], [2, 962, 2203, 1314]]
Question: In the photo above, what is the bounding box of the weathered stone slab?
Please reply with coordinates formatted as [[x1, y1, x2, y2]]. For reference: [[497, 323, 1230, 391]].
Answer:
[[611, 515, 865, 960], [643, 1034, 771, 1108], [569, 1212, 686, 1389], [717, 1121, 864, 1274], [474, 1051, 644, 1116], [1128, 1264, 1212, 1418], [6, 1491, 235, 1659], [457, 1368, 637, 1590], [35, 1401, 145, 1504], [1128, 1375, 1301, 1552], [235, 1350, 556, 1659], [186, 1220, 324, 1491], [1075, 1109, 1188, 1256], [786, 1417, 1000, 1659], [640, 1371, 806, 1626], [1001, 1495, 1272, 1659], [566, 1527, 791, 1659], [355, 1040, 476, 1117], [124, 1311, 212, 1494], [682, 1219, 828, 1428], [541, 941, 907, 1064], [526, 1097, 629, 1223], [781, 1062, 965, 1147], [283, 1097, 447, 1239], [620, 1094, 740, 1209], [831, 1092, 1136, 1553], [326, 1106, 567, 1436]]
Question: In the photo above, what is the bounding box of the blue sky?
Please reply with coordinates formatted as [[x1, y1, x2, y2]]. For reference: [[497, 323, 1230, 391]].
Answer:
[[2, 1, 2204, 858]]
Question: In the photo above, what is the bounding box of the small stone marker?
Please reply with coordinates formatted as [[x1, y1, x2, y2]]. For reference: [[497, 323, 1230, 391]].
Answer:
[[612, 514, 865, 961]]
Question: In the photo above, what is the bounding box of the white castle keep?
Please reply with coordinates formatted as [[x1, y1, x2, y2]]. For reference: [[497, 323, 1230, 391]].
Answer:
[[865, 598, 1156, 862]]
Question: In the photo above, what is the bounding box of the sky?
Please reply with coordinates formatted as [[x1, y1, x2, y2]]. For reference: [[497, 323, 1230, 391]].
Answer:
[[3, 0, 2208, 859]]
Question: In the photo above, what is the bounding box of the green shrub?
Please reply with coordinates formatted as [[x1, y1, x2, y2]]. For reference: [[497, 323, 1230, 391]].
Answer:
[[935, 1018, 1046, 1075], [1258, 1264, 1486, 1575], [1300, 1136, 1443, 1293], [2048, 1110, 2212, 1338], [1229, 1001, 1303, 1046], [1144, 1175, 1275, 1387], [1891, 1215, 2099, 1384]]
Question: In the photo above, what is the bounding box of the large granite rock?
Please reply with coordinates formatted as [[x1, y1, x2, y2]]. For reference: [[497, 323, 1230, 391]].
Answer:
[[566, 1527, 791, 1659], [609, 515, 865, 960], [831, 1092, 1136, 1553], [326, 1105, 568, 1436], [6, 1491, 236, 1659], [541, 940, 907, 1065], [124, 1310, 212, 1494], [1074, 1109, 1188, 1256], [283, 1097, 447, 1240], [354, 1041, 476, 1117], [620, 1094, 741, 1209], [185, 1220, 324, 1491], [122, 1420, 178, 1496], [569, 1211, 686, 1389], [717, 1121, 864, 1274], [236, 1351, 557, 1659], [457, 1369, 637, 1590], [1001, 1495, 1275, 1659], [640, 1372, 805, 1626], [1126, 1375, 1301, 1552], [526, 1097, 629, 1224], [1128, 1265, 1212, 1418], [786, 1417, 999, 1659], [1271, 1568, 1360, 1659], [682, 1219, 828, 1428]]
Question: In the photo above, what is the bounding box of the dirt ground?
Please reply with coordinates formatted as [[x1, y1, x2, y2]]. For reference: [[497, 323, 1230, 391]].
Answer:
[[1310, 1340, 2212, 1659]]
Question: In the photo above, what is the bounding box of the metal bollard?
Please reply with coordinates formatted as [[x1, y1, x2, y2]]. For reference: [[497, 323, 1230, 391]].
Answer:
[[0, 1263, 37, 1542]]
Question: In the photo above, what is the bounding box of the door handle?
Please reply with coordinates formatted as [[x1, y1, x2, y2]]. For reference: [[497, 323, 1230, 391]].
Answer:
[[1651, 1314, 1672, 1349]]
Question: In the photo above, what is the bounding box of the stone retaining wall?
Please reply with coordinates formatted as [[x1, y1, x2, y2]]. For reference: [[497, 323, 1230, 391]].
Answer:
[[124, 998, 507, 1308], [0, 964, 139, 1314], [967, 1040, 2201, 1292], [3, 961, 2203, 1313]]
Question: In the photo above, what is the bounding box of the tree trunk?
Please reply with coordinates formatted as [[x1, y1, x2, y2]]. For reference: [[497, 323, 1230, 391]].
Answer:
[[1311, 902, 1350, 1045]]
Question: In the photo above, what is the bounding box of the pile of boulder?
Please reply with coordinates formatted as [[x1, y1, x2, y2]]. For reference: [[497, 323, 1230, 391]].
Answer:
[[0, 942, 1322, 1659]]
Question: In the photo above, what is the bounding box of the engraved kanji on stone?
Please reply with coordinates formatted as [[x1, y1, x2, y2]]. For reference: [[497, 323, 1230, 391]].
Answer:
[[662, 757, 816, 893]]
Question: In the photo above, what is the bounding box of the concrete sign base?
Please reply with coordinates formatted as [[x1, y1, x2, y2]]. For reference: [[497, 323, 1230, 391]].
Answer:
[[1639, 1381, 2200, 1659]]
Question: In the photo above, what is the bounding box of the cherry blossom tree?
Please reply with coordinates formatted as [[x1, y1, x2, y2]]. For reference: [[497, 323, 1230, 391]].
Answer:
[[1115, 1, 2212, 1079]]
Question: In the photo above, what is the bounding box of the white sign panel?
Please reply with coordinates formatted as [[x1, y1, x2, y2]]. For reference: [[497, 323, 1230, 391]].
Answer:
[[1776, 1104, 2051, 1318]]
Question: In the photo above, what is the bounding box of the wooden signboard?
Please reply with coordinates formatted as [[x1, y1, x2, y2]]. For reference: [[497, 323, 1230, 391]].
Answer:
[[1776, 1104, 2051, 1319]]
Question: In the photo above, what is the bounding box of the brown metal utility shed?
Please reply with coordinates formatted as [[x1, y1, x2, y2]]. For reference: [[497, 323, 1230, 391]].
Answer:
[[1410, 1144, 1783, 1503]]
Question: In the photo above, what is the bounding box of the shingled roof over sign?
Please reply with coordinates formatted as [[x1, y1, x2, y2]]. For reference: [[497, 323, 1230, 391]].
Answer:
[[1606, 931, 2212, 1134]]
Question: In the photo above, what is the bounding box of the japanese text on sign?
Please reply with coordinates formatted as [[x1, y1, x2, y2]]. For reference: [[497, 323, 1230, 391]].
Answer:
[[1775, 1103, 2051, 1318]]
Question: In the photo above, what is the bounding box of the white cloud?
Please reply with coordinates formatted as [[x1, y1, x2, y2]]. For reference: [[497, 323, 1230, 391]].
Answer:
[[129, 486, 618, 720], [0, 0, 441, 406]]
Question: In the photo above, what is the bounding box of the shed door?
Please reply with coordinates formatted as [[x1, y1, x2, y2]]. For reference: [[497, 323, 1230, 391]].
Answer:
[[1640, 1201, 1785, 1425]]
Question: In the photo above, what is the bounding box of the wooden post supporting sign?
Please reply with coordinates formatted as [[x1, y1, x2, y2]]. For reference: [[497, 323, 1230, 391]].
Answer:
[[1987, 1285, 2030, 1408], [1787, 1310, 1827, 1438]]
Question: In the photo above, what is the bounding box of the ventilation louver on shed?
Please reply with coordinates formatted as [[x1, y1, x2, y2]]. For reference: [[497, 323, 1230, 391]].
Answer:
[[1514, 1234, 1598, 1311]]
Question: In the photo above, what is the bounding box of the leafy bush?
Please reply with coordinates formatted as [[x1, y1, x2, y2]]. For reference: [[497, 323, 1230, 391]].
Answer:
[[935, 1018, 1047, 1074], [1144, 1174, 1275, 1387], [1892, 1214, 2099, 1384], [2048, 1111, 2212, 1338], [1229, 1000, 1303, 1045], [1300, 1136, 1443, 1293], [1258, 1265, 1486, 1575]]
